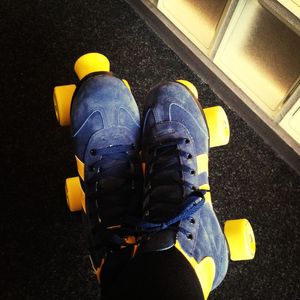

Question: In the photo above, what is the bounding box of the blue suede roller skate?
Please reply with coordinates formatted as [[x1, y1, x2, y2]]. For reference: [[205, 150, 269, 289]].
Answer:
[[138, 80, 255, 299], [53, 53, 142, 285]]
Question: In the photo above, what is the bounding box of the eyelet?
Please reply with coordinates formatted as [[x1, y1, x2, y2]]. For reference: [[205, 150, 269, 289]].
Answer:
[[191, 186, 196, 191], [190, 218, 195, 224], [90, 149, 96, 156], [185, 139, 190, 144], [95, 181, 99, 192], [190, 170, 196, 175], [131, 180, 135, 190], [187, 233, 193, 240], [187, 154, 192, 159]]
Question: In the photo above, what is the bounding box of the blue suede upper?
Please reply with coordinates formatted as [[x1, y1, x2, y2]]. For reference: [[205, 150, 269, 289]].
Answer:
[[142, 82, 228, 290], [71, 74, 141, 171], [70, 73, 142, 237]]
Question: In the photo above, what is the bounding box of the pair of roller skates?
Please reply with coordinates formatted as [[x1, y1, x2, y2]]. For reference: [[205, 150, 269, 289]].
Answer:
[[53, 53, 255, 299]]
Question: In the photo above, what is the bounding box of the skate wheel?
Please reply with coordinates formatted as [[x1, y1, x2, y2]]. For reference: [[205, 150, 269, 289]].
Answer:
[[224, 219, 256, 261], [203, 106, 230, 147], [74, 53, 110, 80], [176, 79, 198, 99], [122, 79, 131, 92], [65, 177, 84, 212], [53, 84, 76, 126]]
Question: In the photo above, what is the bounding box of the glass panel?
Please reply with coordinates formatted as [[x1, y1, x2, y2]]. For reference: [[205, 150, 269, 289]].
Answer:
[[214, 0, 300, 118], [277, 0, 300, 18], [157, 0, 229, 55]]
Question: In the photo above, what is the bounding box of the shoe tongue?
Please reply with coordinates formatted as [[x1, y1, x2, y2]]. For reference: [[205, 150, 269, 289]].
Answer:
[[81, 128, 132, 182], [145, 184, 183, 223], [151, 122, 183, 141], [144, 129, 185, 223], [84, 128, 129, 162]]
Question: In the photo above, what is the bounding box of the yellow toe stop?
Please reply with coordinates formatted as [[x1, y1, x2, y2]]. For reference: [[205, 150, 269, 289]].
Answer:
[[74, 53, 110, 80], [203, 106, 230, 148], [224, 219, 256, 261], [53, 84, 76, 126], [176, 79, 198, 99], [65, 177, 85, 212], [122, 79, 131, 92]]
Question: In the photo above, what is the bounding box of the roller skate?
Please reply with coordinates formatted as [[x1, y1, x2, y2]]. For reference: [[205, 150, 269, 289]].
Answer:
[[53, 53, 142, 287], [138, 80, 256, 299]]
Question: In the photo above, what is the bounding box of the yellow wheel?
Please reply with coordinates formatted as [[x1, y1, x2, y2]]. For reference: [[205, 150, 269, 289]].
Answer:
[[74, 53, 110, 80], [176, 79, 198, 99], [203, 106, 230, 148], [224, 219, 256, 261], [65, 177, 84, 212], [53, 84, 76, 126], [122, 79, 131, 92]]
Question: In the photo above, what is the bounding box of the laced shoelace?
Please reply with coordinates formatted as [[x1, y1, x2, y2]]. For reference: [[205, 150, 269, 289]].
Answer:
[[137, 138, 207, 236], [86, 144, 141, 248]]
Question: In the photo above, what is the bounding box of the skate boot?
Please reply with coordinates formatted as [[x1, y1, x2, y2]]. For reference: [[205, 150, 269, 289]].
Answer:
[[53, 53, 143, 286], [139, 81, 256, 299]]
